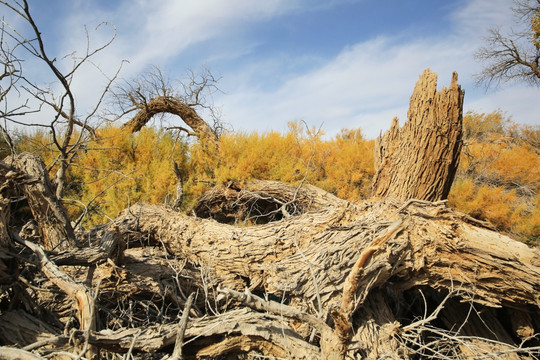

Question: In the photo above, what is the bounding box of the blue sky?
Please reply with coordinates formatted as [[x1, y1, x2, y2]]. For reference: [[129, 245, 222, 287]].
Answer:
[[4, 0, 540, 138]]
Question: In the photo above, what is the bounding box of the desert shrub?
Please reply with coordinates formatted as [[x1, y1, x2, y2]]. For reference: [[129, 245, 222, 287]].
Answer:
[[186, 122, 375, 205], [449, 111, 540, 244], [72, 126, 189, 226]]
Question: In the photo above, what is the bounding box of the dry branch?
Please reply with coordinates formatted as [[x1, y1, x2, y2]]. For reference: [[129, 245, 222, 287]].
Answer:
[[170, 292, 195, 360], [12, 233, 98, 357], [122, 96, 217, 143], [0, 347, 47, 360]]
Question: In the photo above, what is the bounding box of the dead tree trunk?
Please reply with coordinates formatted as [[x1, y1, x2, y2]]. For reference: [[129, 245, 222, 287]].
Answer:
[[2, 153, 76, 250], [372, 69, 464, 201]]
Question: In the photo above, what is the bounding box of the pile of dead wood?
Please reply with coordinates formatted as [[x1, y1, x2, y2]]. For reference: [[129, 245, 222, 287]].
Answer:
[[0, 70, 539, 360]]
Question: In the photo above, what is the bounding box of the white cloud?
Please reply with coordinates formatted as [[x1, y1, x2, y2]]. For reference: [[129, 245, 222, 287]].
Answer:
[[51, 0, 306, 124], [219, 35, 480, 138], [465, 86, 540, 126], [217, 0, 538, 139], [61, 0, 303, 67]]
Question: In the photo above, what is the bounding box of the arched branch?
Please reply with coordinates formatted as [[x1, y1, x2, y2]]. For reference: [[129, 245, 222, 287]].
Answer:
[[121, 95, 217, 143], [114, 67, 221, 148]]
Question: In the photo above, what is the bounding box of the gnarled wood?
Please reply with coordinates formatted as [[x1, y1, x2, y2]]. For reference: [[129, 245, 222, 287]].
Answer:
[[4, 153, 76, 250], [372, 69, 465, 201], [121, 96, 217, 144], [111, 199, 540, 313], [13, 234, 98, 357], [57, 194, 535, 359], [193, 179, 347, 223], [77, 308, 320, 358]]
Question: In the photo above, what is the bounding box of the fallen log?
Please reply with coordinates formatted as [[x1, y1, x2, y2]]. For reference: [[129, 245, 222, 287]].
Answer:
[[110, 198, 540, 311]]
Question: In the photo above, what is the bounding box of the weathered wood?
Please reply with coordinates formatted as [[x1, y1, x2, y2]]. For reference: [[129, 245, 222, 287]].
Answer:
[[0, 310, 60, 347], [0, 161, 36, 248], [13, 233, 98, 358], [3, 180, 539, 359], [372, 69, 464, 201], [4, 153, 76, 250], [0, 347, 47, 360], [170, 161, 184, 211], [49, 227, 123, 266], [79, 308, 320, 358], [121, 96, 217, 143], [193, 179, 346, 223], [170, 292, 195, 360], [78, 193, 536, 359], [112, 199, 540, 312]]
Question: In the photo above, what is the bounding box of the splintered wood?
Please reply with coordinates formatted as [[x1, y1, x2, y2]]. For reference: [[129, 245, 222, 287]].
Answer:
[[372, 69, 464, 202]]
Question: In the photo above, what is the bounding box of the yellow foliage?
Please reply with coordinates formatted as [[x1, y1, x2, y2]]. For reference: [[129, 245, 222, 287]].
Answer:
[[16, 130, 71, 170], [449, 179, 519, 230], [449, 111, 540, 244], [16, 112, 538, 245], [532, 9, 540, 48], [187, 122, 374, 204], [462, 110, 507, 140], [17, 121, 374, 226], [73, 126, 188, 226]]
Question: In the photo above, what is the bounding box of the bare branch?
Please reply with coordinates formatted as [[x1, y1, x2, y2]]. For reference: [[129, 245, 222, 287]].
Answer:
[[475, 0, 540, 88], [113, 66, 224, 141]]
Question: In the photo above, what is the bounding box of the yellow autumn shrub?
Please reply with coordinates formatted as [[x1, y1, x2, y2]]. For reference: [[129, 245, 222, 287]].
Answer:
[[186, 122, 375, 204], [15, 111, 538, 245], [72, 126, 189, 226], [449, 111, 540, 244]]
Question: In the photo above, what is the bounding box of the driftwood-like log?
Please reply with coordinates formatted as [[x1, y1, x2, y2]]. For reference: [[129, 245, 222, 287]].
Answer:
[[372, 69, 464, 201], [100, 193, 539, 358], [112, 199, 540, 312]]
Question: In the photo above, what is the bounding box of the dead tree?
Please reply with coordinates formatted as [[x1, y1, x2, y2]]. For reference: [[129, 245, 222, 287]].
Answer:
[[1, 70, 539, 360], [475, 0, 540, 87], [372, 69, 464, 201], [115, 66, 221, 148], [0, 0, 122, 200]]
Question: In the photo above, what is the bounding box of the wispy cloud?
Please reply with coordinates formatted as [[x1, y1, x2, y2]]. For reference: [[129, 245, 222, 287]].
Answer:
[[219, 38, 470, 137], [217, 0, 539, 138], [22, 0, 538, 136], [53, 0, 308, 120]]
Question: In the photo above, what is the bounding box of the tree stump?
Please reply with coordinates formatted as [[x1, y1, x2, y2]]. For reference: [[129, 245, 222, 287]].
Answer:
[[372, 69, 465, 201], [2, 153, 76, 251]]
